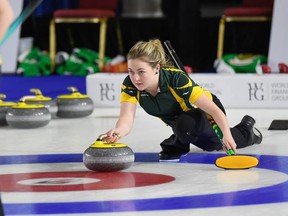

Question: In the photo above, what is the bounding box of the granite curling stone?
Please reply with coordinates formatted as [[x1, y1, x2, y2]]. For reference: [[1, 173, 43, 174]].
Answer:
[[56, 86, 94, 118], [6, 97, 51, 129], [83, 135, 134, 172], [0, 94, 17, 126], [24, 88, 58, 118]]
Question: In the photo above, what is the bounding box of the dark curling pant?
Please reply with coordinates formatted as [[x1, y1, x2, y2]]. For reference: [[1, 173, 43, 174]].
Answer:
[[160, 95, 253, 154]]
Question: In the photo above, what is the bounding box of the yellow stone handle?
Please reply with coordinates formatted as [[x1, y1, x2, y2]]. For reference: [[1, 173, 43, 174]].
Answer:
[[91, 134, 127, 148], [97, 133, 121, 141], [67, 86, 78, 93], [97, 134, 109, 141], [30, 88, 43, 96], [0, 94, 6, 101], [19, 96, 37, 102]]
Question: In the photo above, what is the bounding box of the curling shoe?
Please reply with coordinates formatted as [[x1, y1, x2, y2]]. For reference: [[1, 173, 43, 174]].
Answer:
[[240, 115, 263, 145], [159, 151, 189, 163]]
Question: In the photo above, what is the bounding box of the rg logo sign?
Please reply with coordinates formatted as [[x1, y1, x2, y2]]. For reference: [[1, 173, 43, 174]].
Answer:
[[248, 83, 264, 101], [99, 83, 116, 101]]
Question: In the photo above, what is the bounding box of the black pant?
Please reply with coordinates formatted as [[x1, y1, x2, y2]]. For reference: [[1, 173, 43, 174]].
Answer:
[[160, 95, 253, 154]]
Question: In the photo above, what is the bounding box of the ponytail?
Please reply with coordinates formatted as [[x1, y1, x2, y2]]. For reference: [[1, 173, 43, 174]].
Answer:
[[127, 39, 173, 68]]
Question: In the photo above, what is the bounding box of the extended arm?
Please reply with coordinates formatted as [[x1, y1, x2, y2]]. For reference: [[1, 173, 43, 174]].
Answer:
[[194, 94, 237, 153], [103, 101, 137, 143]]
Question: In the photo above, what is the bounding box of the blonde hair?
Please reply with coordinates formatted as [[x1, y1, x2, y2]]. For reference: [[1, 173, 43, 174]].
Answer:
[[127, 39, 173, 68]]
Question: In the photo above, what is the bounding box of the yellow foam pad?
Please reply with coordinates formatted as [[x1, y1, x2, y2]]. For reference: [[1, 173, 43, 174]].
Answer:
[[215, 155, 259, 170]]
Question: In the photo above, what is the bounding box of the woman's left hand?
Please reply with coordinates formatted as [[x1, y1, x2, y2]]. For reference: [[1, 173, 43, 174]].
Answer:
[[222, 136, 237, 154]]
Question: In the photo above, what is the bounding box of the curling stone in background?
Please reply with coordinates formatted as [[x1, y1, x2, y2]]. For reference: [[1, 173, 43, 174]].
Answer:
[[83, 135, 134, 172], [0, 94, 17, 126], [6, 97, 51, 129], [24, 88, 58, 118], [56, 86, 94, 118]]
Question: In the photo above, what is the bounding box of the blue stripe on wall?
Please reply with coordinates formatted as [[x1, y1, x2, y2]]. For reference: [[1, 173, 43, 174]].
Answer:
[[0, 75, 86, 101]]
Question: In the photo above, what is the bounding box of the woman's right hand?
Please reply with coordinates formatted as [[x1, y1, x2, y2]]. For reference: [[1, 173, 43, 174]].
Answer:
[[101, 129, 121, 143]]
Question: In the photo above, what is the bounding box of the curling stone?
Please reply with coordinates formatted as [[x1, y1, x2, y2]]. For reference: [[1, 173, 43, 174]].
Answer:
[[24, 88, 58, 118], [83, 135, 134, 172], [6, 97, 51, 129], [0, 94, 17, 126], [56, 86, 94, 118]]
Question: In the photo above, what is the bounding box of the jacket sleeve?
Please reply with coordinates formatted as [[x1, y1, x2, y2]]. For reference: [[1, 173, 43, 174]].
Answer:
[[120, 76, 138, 104], [171, 72, 212, 107]]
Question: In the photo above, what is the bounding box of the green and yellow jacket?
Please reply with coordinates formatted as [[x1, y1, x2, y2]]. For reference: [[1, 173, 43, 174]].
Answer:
[[120, 67, 213, 127]]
